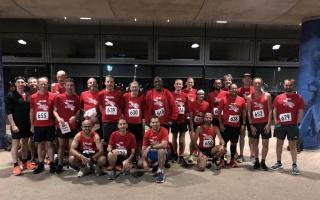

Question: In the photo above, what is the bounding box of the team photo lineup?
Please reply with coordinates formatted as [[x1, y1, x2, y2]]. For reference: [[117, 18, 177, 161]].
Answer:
[[6, 70, 305, 183]]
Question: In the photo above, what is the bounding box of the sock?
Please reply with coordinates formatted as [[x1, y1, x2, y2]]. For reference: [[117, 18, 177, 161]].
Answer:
[[230, 145, 236, 160], [277, 161, 282, 164], [292, 163, 297, 166]]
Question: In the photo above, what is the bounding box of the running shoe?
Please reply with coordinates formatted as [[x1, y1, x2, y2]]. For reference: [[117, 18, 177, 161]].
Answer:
[[33, 163, 44, 174], [260, 161, 268, 171], [23, 161, 36, 170], [94, 165, 102, 176], [109, 170, 117, 180], [13, 166, 22, 176], [292, 164, 300, 175], [271, 162, 283, 171], [155, 172, 165, 183], [229, 159, 238, 168], [253, 161, 261, 169], [77, 166, 89, 177], [236, 155, 244, 163], [55, 165, 63, 174]]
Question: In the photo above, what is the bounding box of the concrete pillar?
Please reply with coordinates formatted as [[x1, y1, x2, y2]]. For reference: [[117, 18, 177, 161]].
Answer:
[[298, 18, 320, 149]]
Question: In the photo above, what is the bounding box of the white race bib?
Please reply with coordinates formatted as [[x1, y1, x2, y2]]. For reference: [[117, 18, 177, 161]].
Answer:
[[85, 108, 97, 118], [228, 115, 239, 123], [59, 122, 71, 134], [194, 116, 203, 123], [253, 109, 265, 119], [117, 149, 127, 156], [128, 109, 140, 117], [203, 138, 214, 148], [106, 106, 117, 115], [36, 111, 49, 120], [178, 106, 185, 114], [279, 113, 292, 122], [155, 107, 165, 117], [213, 107, 219, 115]]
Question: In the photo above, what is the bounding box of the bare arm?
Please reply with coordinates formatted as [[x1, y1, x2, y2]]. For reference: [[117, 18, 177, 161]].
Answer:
[[92, 134, 104, 160], [214, 126, 225, 146], [70, 134, 83, 159], [193, 126, 201, 152]]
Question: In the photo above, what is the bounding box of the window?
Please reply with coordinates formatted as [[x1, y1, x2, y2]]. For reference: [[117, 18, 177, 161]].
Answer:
[[259, 40, 299, 62]]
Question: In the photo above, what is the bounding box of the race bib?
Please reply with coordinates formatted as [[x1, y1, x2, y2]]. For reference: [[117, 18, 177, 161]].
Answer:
[[36, 111, 49, 120], [279, 113, 292, 122], [128, 109, 140, 117], [194, 116, 203, 123], [82, 149, 95, 155], [59, 122, 71, 134], [253, 109, 265, 119], [155, 107, 165, 117], [213, 107, 219, 115], [106, 106, 117, 115], [203, 138, 214, 148], [85, 108, 97, 118], [228, 115, 239, 123], [117, 149, 127, 156], [178, 106, 185, 114]]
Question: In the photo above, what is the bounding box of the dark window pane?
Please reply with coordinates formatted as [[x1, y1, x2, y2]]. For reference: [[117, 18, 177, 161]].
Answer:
[[158, 39, 200, 60], [2, 37, 42, 58], [104, 39, 149, 60], [209, 41, 251, 61], [51, 38, 95, 58], [259, 43, 299, 62]]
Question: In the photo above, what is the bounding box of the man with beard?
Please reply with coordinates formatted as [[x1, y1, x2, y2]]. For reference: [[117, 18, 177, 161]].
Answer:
[[271, 79, 304, 175], [218, 83, 246, 168]]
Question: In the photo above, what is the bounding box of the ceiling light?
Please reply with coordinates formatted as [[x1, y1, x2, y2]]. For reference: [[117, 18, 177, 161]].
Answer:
[[64, 16, 67, 20], [134, 64, 138, 68], [17, 39, 27, 45], [107, 65, 113, 72], [216, 20, 228, 24], [167, 19, 170, 23], [191, 43, 199, 48], [80, 17, 92, 20], [272, 44, 281, 50], [134, 18, 137, 22], [105, 41, 113, 46]]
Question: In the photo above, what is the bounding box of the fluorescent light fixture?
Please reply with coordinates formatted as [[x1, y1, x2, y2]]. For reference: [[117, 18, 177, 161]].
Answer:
[[17, 39, 27, 45], [107, 65, 113, 72], [216, 20, 228, 24], [191, 43, 199, 48], [80, 17, 92, 20], [105, 41, 113, 46], [272, 44, 281, 50]]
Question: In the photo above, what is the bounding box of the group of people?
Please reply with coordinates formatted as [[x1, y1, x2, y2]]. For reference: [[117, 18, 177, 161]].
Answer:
[[6, 70, 305, 184]]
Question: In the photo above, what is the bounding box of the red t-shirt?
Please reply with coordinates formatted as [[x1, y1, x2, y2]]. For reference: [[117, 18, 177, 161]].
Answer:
[[198, 125, 216, 149], [78, 131, 97, 153], [273, 93, 305, 125], [108, 131, 136, 156], [219, 95, 245, 127], [182, 88, 197, 103], [250, 92, 269, 124], [207, 90, 227, 118], [143, 127, 169, 148], [144, 88, 178, 125], [237, 86, 255, 101], [51, 83, 66, 94], [123, 92, 145, 124], [99, 89, 124, 122], [80, 90, 100, 113], [189, 100, 209, 125], [54, 93, 80, 129], [172, 91, 189, 123], [30, 91, 55, 127]]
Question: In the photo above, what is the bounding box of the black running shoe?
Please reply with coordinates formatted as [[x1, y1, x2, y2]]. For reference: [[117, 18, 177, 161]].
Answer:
[[49, 163, 56, 173], [33, 163, 44, 174], [260, 162, 268, 171], [56, 165, 64, 173], [253, 161, 261, 169]]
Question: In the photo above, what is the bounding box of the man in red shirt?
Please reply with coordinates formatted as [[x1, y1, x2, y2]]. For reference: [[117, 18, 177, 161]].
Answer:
[[123, 81, 145, 162], [80, 78, 101, 136], [247, 77, 272, 170], [144, 76, 178, 130], [171, 79, 188, 163], [69, 120, 106, 177], [188, 89, 209, 162], [51, 70, 67, 94], [141, 116, 170, 183], [237, 73, 255, 162], [218, 83, 246, 168], [271, 79, 305, 175], [182, 77, 197, 103], [193, 113, 226, 171], [53, 78, 80, 173], [107, 118, 136, 180], [207, 79, 227, 127], [99, 75, 124, 144], [30, 77, 56, 174]]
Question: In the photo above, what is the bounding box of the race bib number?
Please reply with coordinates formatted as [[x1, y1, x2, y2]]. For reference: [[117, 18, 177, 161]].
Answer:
[[178, 106, 185, 114], [194, 116, 203, 123], [36, 111, 49, 120], [117, 149, 127, 156], [155, 107, 165, 117], [228, 115, 239, 123], [128, 109, 140, 117], [253, 110, 265, 119], [106, 106, 117, 115], [82, 149, 95, 155], [279, 113, 292, 122], [203, 138, 214, 148], [213, 107, 219, 115], [85, 108, 97, 118], [59, 122, 71, 134]]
